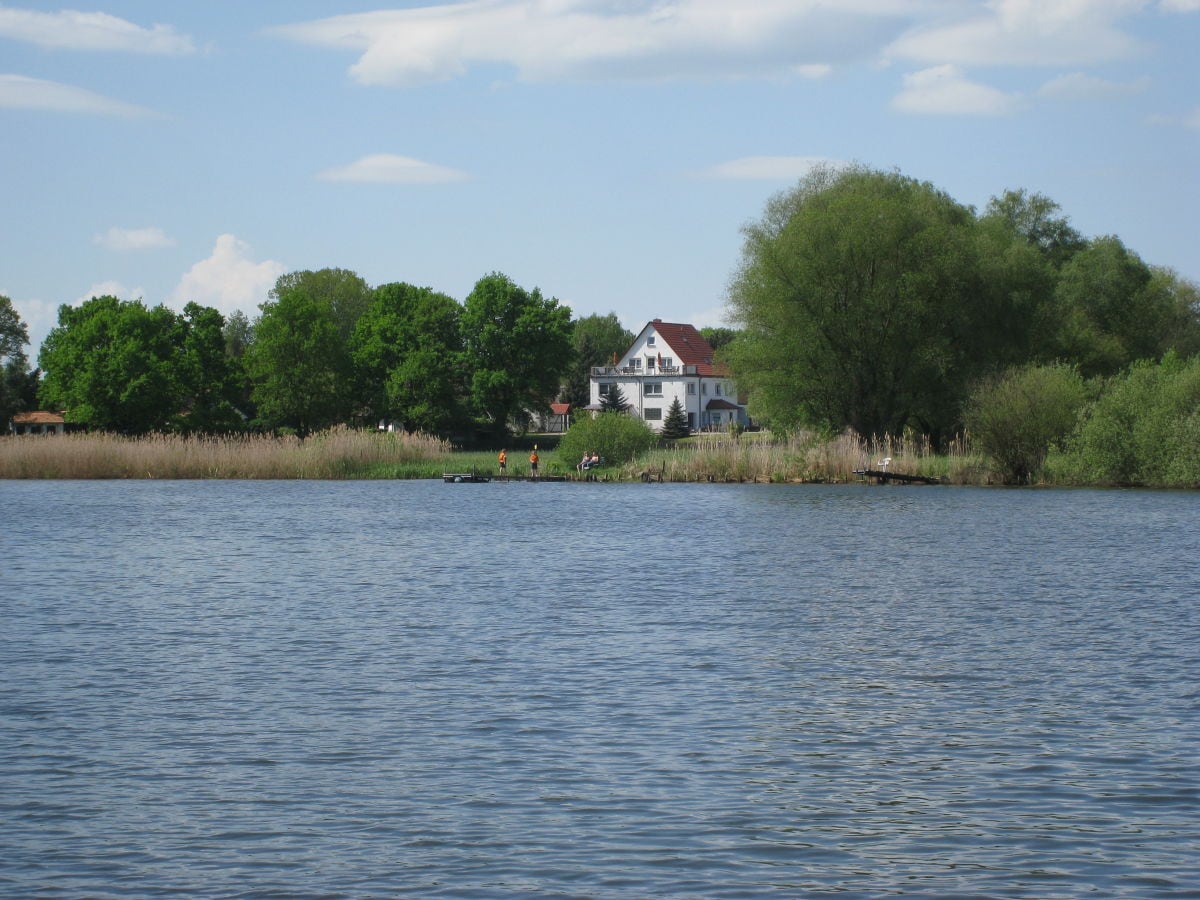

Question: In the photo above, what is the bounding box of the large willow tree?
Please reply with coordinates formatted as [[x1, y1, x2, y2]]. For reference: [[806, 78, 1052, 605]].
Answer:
[[726, 166, 987, 442]]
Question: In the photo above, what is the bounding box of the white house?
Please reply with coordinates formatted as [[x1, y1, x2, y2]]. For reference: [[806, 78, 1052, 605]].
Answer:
[[588, 320, 746, 432]]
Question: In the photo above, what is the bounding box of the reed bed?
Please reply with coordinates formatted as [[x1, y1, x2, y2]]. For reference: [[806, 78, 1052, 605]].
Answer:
[[616, 430, 989, 484], [0, 427, 450, 480], [2, 426, 995, 484]]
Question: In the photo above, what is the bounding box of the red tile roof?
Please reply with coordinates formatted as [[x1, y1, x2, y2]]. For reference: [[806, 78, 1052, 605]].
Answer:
[[550, 402, 571, 415], [644, 320, 729, 376]]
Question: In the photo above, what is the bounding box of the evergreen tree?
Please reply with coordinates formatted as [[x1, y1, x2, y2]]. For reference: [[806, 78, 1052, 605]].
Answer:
[[600, 384, 628, 413], [660, 397, 689, 439]]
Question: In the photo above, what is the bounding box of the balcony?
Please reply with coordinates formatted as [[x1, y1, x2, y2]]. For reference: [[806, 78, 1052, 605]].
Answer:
[[591, 364, 698, 377]]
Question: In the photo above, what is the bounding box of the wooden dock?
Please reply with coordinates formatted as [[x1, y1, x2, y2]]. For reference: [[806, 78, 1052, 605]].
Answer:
[[853, 468, 942, 485], [443, 472, 569, 483]]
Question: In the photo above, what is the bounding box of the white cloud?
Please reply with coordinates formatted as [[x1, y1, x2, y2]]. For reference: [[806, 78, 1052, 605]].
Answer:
[[892, 65, 1022, 116], [317, 154, 470, 184], [888, 0, 1147, 67], [1148, 106, 1200, 129], [0, 7, 195, 54], [271, 1, 916, 86], [170, 235, 286, 316], [93, 226, 176, 251], [0, 73, 155, 117], [1038, 72, 1149, 100], [699, 155, 845, 180], [1159, 0, 1200, 11], [76, 281, 144, 304]]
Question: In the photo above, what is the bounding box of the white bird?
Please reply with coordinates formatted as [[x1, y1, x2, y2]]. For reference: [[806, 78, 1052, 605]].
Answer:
[[876, 457, 892, 470]]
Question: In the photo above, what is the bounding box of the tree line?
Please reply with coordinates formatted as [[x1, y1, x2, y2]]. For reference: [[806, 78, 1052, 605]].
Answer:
[[726, 165, 1200, 449], [5, 272, 638, 440]]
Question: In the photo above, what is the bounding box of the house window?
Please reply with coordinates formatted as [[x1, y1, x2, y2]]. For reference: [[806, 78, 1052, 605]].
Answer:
[[599, 382, 615, 397], [687, 383, 695, 395], [646, 356, 656, 369], [715, 383, 722, 396], [644, 407, 662, 421], [662, 357, 673, 367], [644, 382, 662, 396], [631, 358, 642, 369], [702, 382, 708, 395], [647, 335, 656, 346]]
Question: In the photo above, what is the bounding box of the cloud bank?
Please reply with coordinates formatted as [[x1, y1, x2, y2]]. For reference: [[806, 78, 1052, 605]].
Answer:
[[93, 226, 176, 251], [0, 73, 155, 117], [271, 0, 916, 86], [317, 154, 469, 184], [0, 7, 195, 54], [892, 65, 1022, 116]]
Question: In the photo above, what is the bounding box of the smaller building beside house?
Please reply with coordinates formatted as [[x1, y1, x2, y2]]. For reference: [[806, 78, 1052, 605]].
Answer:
[[543, 402, 572, 433], [588, 320, 746, 433], [9, 411, 67, 435]]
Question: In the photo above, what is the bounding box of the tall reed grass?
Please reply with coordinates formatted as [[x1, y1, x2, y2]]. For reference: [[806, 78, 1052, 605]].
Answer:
[[1, 426, 995, 484], [0, 427, 450, 479], [614, 430, 988, 484]]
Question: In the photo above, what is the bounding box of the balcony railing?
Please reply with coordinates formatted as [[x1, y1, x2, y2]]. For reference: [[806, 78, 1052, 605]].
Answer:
[[590, 364, 698, 377]]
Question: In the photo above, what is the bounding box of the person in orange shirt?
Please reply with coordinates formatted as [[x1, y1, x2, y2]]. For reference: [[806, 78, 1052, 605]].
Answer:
[[529, 447, 539, 478], [498, 449, 507, 475]]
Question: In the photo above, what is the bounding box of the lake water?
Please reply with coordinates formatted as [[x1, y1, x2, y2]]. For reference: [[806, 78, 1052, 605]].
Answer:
[[1, 480, 1197, 898]]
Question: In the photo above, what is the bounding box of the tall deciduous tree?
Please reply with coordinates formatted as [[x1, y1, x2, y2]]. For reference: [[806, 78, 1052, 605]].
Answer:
[[1, 294, 37, 426], [176, 302, 244, 432], [351, 282, 465, 434], [39, 295, 181, 433], [562, 312, 634, 407], [1053, 236, 1173, 378], [246, 288, 349, 434], [726, 166, 984, 442], [271, 268, 372, 344], [461, 273, 573, 438]]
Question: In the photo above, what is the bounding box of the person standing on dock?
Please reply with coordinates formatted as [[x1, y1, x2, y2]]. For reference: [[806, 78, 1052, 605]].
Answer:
[[498, 448, 507, 476], [529, 446, 539, 479]]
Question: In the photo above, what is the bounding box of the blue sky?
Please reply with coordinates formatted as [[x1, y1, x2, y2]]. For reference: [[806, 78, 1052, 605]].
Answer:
[[3, 0, 1198, 358]]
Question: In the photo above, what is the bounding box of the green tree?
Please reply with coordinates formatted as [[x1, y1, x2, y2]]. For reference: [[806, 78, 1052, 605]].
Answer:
[[223, 309, 254, 359], [221, 309, 256, 419], [599, 384, 629, 413], [1052, 236, 1169, 378], [964, 362, 1086, 484], [726, 165, 984, 443], [984, 189, 1085, 267], [271, 268, 372, 345], [974, 205, 1062, 366], [461, 272, 573, 439], [175, 302, 244, 432], [246, 288, 349, 434], [660, 396, 689, 439], [39, 296, 181, 433], [562, 312, 634, 407], [699, 326, 739, 353], [556, 411, 656, 468], [1, 295, 37, 427], [351, 282, 465, 434]]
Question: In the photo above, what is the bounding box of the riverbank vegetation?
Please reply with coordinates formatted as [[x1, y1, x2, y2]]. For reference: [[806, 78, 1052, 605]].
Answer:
[[4, 166, 1198, 481]]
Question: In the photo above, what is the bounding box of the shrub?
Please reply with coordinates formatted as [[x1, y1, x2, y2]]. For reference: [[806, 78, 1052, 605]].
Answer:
[[556, 412, 656, 469], [1068, 353, 1200, 486], [964, 362, 1086, 484]]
